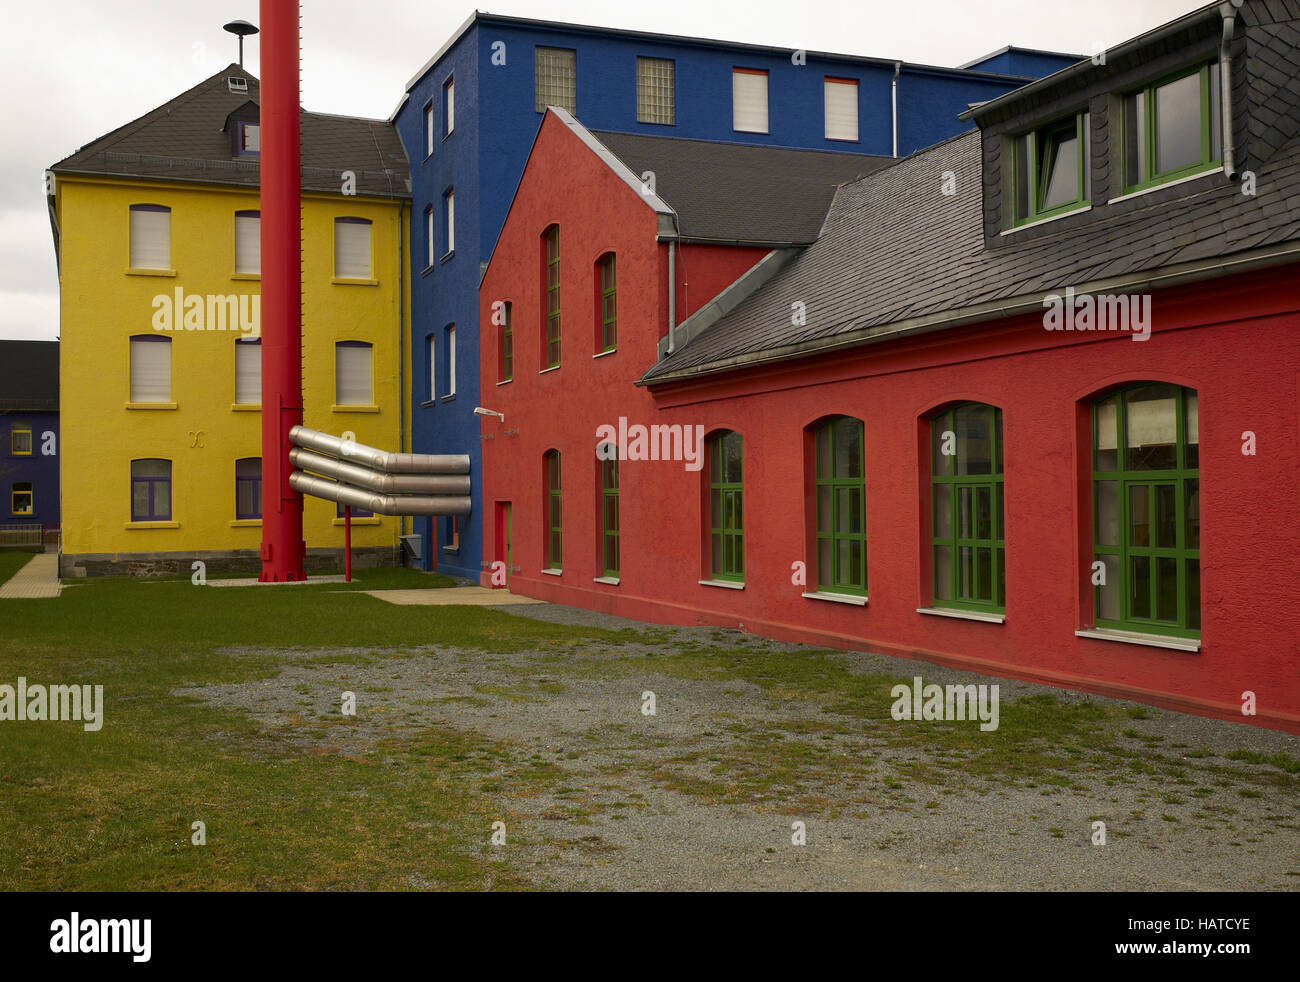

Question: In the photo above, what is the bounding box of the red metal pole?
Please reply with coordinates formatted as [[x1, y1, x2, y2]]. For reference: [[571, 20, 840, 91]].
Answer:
[[258, 0, 306, 582], [344, 505, 352, 582]]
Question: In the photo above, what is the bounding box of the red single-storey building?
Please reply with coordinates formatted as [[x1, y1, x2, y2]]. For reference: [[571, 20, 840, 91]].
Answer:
[[481, 0, 1300, 733]]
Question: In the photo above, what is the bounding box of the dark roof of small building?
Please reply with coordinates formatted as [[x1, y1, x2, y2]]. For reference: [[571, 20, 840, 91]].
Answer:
[[642, 124, 1300, 384], [592, 130, 896, 246], [0, 341, 59, 412], [51, 66, 409, 199]]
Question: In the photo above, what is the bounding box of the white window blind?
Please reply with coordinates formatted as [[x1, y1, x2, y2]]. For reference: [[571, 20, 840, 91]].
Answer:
[[130, 337, 171, 403], [445, 191, 454, 254], [732, 70, 768, 134], [234, 211, 260, 274], [334, 218, 372, 279], [426, 207, 434, 266], [446, 325, 456, 396], [335, 342, 372, 406], [235, 339, 261, 404], [824, 78, 859, 141], [130, 205, 170, 270], [445, 78, 454, 134], [425, 103, 434, 156]]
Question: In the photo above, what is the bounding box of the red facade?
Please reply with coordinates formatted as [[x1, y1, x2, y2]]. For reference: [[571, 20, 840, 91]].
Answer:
[[481, 113, 1300, 734]]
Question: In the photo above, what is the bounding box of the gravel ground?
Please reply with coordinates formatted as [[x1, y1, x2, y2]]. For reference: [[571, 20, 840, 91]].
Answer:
[[176, 603, 1300, 891]]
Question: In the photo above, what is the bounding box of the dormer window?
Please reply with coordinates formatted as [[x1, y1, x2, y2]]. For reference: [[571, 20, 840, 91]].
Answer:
[[238, 121, 260, 155], [1010, 111, 1090, 227], [1122, 62, 1221, 194], [228, 76, 248, 94]]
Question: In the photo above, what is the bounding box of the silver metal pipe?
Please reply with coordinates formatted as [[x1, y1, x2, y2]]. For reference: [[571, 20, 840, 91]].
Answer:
[[289, 471, 471, 516], [1219, 2, 1239, 180], [290, 448, 470, 495], [667, 240, 676, 354], [289, 425, 469, 474]]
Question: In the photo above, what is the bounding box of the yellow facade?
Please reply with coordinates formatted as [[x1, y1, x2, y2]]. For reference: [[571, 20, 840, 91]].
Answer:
[[55, 174, 410, 567]]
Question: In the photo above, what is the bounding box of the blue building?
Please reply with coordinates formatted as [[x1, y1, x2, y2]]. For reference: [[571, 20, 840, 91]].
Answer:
[[391, 11, 1080, 580], [0, 340, 60, 537]]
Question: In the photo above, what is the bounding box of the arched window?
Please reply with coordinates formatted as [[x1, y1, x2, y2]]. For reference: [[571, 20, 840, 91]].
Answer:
[[811, 416, 866, 596], [706, 430, 744, 582], [930, 403, 1005, 613], [1092, 383, 1199, 636], [544, 450, 562, 571], [542, 224, 561, 368]]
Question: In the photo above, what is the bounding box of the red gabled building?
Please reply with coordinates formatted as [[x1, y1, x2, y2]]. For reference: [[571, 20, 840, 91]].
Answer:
[[482, 0, 1300, 734]]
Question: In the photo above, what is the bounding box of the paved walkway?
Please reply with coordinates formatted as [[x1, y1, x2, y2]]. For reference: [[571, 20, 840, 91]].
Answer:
[[0, 553, 61, 599], [362, 586, 545, 606]]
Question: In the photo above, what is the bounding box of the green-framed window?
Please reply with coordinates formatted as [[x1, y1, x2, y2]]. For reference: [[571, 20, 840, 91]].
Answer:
[[1011, 111, 1090, 226], [1092, 383, 1200, 638], [10, 427, 32, 456], [931, 404, 1005, 613], [1123, 62, 1222, 194], [544, 449, 561, 570], [542, 224, 561, 368], [813, 416, 866, 595], [707, 430, 744, 582], [499, 301, 513, 382], [597, 252, 617, 353], [600, 448, 619, 577]]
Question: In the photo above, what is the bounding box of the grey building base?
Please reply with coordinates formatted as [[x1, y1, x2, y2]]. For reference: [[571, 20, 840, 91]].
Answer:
[[60, 546, 399, 579]]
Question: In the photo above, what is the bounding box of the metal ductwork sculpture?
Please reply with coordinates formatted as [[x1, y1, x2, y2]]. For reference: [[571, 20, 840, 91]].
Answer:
[[288, 426, 471, 516]]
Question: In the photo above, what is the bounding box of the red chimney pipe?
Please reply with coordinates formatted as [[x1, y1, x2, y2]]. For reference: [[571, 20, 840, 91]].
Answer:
[[258, 0, 306, 581]]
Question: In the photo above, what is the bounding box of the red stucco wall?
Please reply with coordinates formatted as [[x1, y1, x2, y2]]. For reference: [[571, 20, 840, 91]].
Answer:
[[480, 114, 1300, 733]]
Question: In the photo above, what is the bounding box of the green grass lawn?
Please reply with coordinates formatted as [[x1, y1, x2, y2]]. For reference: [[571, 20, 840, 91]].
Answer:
[[0, 568, 632, 890], [0, 551, 35, 587]]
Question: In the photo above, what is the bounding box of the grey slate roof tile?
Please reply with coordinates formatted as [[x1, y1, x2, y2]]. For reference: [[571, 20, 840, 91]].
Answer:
[[591, 130, 895, 246], [51, 65, 409, 199]]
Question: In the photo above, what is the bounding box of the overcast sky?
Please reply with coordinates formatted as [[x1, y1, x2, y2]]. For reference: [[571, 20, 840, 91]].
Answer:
[[0, 0, 1200, 342]]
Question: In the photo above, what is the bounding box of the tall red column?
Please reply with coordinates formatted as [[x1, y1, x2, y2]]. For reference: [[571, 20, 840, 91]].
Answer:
[[258, 0, 306, 581]]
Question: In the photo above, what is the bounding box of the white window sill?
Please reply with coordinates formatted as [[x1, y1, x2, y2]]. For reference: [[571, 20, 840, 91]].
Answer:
[[593, 349, 616, 359], [1000, 203, 1091, 235], [1109, 166, 1224, 205], [1075, 627, 1200, 653], [538, 365, 561, 375], [917, 606, 1005, 624], [593, 576, 620, 586], [541, 568, 562, 577], [803, 591, 867, 607], [699, 578, 744, 590]]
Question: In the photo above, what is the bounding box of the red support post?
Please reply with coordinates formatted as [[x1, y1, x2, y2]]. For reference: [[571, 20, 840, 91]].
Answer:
[[344, 505, 352, 583], [258, 0, 306, 582]]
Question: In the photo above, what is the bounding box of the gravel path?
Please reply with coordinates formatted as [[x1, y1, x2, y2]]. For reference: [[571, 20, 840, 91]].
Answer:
[[176, 603, 1300, 891]]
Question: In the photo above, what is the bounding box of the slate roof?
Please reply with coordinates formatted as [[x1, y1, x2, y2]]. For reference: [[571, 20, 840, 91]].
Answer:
[[642, 98, 1300, 385], [51, 66, 409, 199], [0, 341, 59, 412], [592, 131, 895, 246]]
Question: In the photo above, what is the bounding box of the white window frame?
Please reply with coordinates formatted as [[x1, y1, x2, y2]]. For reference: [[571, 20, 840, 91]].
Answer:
[[129, 204, 171, 270], [235, 337, 261, 405], [234, 210, 260, 275], [824, 77, 859, 142], [334, 217, 373, 280], [444, 77, 455, 135], [129, 336, 171, 403], [334, 341, 374, 407], [444, 190, 454, 255]]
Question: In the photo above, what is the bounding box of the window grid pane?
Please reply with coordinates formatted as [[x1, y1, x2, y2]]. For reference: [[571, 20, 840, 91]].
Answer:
[[636, 57, 675, 124], [930, 405, 1005, 612], [814, 417, 866, 595], [535, 47, 576, 114]]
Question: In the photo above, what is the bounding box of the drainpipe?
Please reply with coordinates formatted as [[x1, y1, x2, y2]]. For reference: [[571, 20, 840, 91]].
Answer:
[[667, 239, 677, 355], [892, 61, 902, 158], [1218, 2, 1239, 180]]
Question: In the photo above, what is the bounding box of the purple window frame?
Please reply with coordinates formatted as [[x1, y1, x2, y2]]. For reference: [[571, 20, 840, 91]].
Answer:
[[336, 500, 374, 519], [235, 458, 262, 520], [131, 459, 171, 522], [237, 120, 259, 156]]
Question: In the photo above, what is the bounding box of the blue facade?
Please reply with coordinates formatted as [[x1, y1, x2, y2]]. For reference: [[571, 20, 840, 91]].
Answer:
[[960, 47, 1081, 80], [3, 413, 59, 530], [394, 14, 1074, 580]]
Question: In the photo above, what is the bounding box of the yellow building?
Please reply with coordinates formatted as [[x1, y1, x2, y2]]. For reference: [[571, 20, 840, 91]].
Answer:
[[48, 65, 412, 576]]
